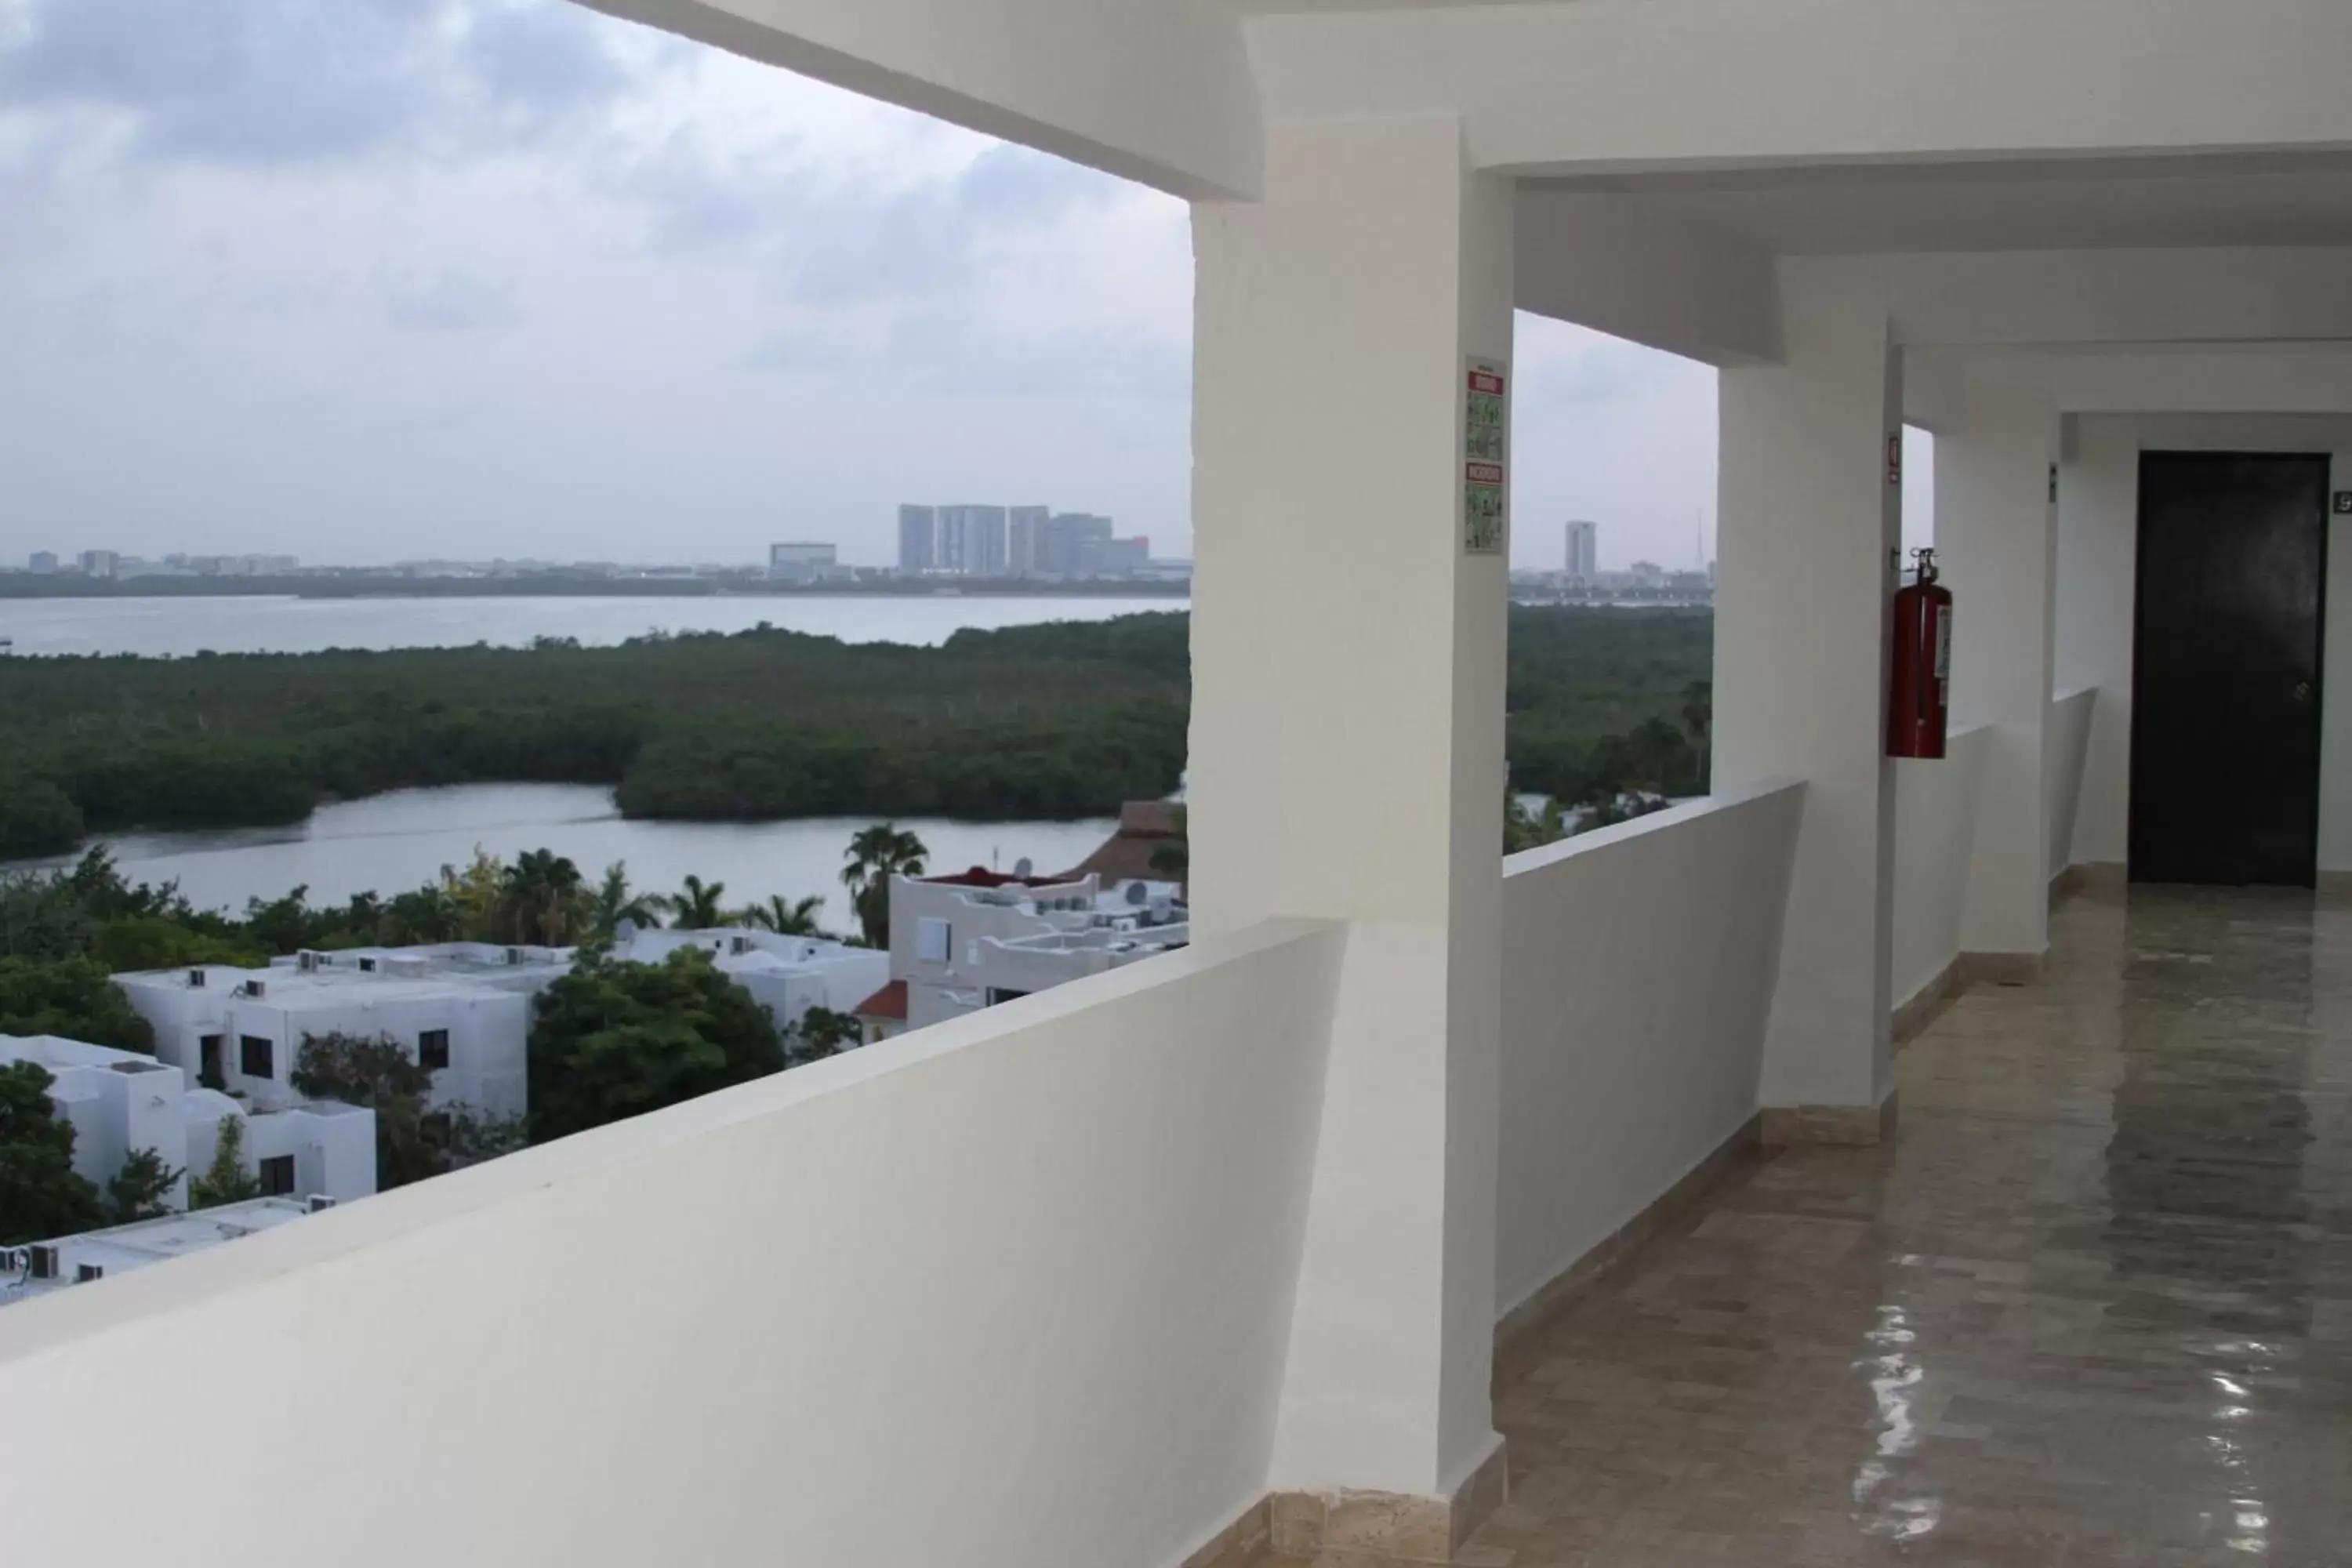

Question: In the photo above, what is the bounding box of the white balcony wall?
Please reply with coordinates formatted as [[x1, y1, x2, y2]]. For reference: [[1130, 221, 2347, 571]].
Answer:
[[2046, 686, 2099, 880], [1494, 782, 1804, 1320], [1889, 725, 1991, 1011], [0, 921, 1347, 1568]]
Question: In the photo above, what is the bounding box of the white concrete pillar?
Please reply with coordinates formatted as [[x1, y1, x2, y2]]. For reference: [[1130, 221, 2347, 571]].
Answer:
[[1715, 266, 1902, 1134], [1936, 375, 2060, 967], [1190, 115, 1511, 1508]]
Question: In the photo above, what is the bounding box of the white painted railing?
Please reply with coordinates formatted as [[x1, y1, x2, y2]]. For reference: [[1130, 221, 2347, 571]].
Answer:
[[1890, 722, 1992, 1011], [0, 921, 1348, 1568], [1494, 780, 1805, 1322], [2047, 684, 2099, 879]]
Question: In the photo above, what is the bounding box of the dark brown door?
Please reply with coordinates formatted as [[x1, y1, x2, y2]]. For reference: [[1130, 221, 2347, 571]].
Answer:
[[2129, 452, 2329, 886]]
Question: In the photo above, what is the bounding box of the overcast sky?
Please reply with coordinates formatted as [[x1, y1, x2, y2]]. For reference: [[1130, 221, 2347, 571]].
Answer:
[[0, 0, 1782, 572]]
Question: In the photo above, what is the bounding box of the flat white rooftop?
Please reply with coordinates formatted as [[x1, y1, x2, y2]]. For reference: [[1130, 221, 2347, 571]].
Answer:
[[2, 1199, 314, 1307]]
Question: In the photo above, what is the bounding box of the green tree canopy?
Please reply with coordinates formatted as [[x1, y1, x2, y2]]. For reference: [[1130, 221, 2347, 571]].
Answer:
[[0, 957, 155, 1051], [105, 1149, 183, 1225], [788, 1004, 862, 1067], [0, 1061, 107, 1244], [527, 949, 785, 1144]]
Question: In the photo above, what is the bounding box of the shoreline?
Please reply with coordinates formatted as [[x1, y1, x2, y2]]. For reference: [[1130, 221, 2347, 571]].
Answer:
[[0, 577, 1192, 602]]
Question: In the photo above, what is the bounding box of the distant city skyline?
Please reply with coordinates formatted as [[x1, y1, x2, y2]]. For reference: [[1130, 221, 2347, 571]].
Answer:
[[2, 0, 1880, 576]]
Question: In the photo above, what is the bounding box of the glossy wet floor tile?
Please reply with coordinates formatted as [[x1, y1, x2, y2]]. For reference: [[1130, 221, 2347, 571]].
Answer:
[[1290, 884, 2352, 1566]]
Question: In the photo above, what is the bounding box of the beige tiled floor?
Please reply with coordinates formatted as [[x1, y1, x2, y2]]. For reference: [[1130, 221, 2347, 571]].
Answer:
[[1270, 882, 2352, 1566]]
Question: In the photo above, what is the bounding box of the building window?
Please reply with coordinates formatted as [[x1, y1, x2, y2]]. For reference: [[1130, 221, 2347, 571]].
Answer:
[[198, 1035, 226, 1087], [239, 1035, 274, 1080], [915, 917, 952, 964], [258, 1155, 296, 1196], [419, 1029, 450, 1072]]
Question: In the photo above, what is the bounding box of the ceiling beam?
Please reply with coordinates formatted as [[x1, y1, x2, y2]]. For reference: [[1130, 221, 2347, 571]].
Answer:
[[575, 0, 1264, 199], [1247, 0, 2352, 178], [1516, 191, 1780, 367]]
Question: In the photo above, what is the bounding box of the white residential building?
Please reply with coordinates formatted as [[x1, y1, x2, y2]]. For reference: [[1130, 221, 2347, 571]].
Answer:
[[617, 927, 887, 1036], [1, 1199, 322, 1307], [0, 1035, 376, 1210], [1563, 519, 1598, 583], [867, 868, 1187, 1034], [114, 946, 565, 1120]]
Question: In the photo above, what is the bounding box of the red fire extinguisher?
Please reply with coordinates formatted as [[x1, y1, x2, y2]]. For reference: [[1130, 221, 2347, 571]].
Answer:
[[1888, 547, 1952, 759]]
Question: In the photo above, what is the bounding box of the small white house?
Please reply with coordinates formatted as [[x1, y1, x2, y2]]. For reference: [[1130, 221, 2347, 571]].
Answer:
[[0, 1034, 376, 1211], [877, 869, 1189, 1032], [116, 951, 545, 1120]]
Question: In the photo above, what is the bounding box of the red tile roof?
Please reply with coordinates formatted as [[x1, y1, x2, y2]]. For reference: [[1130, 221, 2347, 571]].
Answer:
[[921, 866, 1066, 889], [852, 979, 907, 1021]]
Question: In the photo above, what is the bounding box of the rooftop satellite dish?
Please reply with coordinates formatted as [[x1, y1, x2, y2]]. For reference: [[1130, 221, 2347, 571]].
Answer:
[[1013, 857, 1034, 877], [1123, 881, 1149, 906]]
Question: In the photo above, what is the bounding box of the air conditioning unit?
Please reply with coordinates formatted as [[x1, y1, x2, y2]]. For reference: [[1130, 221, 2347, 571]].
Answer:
[[75, 1263, 103, 1283], [240, 979, 267, 999], [731, 936, 751, 955], [187, 967, 207, 988], [505, 947, 524, 965], [358, 958, 377, 973], [296, 951, 320, 972], [28, 1245, 60, 1280], [306, 1195, 337, 1214]]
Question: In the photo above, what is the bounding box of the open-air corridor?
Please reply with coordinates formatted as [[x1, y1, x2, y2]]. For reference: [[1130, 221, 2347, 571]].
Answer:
[[1276, 882, 2352, 1566]]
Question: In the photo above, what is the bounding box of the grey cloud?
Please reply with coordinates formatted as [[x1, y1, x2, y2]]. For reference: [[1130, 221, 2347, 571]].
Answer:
[[0, 0, 653, 167], [620, 135, 1122, 311], [383, 267, 521, 332], [1520, 332, 1690, 408]]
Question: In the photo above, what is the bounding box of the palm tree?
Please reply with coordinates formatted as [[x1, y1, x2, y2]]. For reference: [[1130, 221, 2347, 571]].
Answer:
[[586, 862, 662, 939], [656, 873, 728, 931], [496, 848, 586, 946], [742, 893, 828, 936], [841, 824, 927, 949]]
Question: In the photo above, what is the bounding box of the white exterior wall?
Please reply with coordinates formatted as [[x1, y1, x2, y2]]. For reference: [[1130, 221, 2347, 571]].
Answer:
[[119, 972, 529, 1118], [2056, 416, 2352, 869], [1889, 726, 1991, 1011], [2, 1039, 189, 1208], [0, 921, 1346, 1568], [1494, 783, 1803, 1319], [180, 1094, 378, 1207]]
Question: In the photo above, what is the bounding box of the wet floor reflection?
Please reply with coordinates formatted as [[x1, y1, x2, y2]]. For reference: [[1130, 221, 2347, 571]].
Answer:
[[1448, 881, 2352, 1567]]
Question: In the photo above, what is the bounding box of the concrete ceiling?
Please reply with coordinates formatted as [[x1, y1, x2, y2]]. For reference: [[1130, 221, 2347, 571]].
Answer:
[[1526, 151, 2352, 255]]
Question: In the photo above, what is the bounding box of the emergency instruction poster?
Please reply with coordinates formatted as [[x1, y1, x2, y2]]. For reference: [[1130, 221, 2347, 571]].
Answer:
[[1464, 358, 1508, 555]]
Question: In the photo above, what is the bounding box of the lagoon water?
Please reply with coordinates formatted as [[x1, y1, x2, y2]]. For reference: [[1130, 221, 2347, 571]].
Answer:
[[0, 592, 1184, 659], [5, 783, 1117, 927], [0, 593, 1161, 918]]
